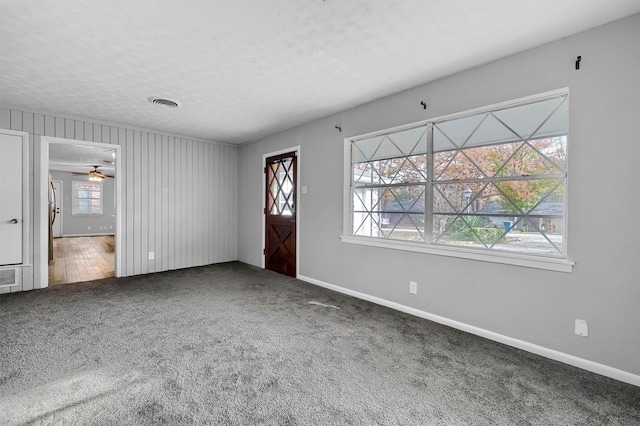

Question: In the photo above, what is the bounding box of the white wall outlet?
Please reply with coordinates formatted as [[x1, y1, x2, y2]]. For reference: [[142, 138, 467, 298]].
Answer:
[[301, 186, 308, 194], [148, 252, 155, 260], [409, 281, 417, 294], [88, 226, 91, 230], [575, 319, 588, 337]]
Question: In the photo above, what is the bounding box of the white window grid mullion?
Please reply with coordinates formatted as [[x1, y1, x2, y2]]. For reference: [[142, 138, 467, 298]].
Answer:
[[425, 123, 434, 244]]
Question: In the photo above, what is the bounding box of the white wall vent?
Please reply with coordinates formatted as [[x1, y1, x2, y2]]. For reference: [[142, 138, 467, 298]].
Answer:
[[0, 268, 19, 287]]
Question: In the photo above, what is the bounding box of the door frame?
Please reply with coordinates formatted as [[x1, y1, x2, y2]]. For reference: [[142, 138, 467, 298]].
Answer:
[[51, 180, 63, 238], [262, 145, 300, 277], [35, 135, 122, 288]]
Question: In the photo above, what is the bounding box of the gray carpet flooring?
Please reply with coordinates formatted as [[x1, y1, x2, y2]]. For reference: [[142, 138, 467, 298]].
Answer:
[[1, 261, 638, 425]]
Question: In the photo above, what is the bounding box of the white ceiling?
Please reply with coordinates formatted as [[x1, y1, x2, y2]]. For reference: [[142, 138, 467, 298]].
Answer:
[[49, 143, 116, 174], [1, 1, 639, 145]]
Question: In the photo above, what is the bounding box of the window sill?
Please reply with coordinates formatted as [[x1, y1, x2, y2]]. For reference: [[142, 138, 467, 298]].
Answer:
[[339, 235, 574, 273]]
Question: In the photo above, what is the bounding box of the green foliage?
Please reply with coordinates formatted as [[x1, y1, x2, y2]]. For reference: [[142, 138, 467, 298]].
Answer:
[[451, 215, 489, 231], [449, 216, 505, 244]]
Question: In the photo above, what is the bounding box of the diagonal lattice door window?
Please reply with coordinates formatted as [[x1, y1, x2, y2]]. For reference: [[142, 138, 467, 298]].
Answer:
[[432, 95, 568, 256], [267, 157, 295, 216]]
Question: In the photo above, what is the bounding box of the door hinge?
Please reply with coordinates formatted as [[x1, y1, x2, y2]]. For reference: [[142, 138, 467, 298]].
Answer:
[[264, 167, 267, 174], [263, 248, 266, 255]]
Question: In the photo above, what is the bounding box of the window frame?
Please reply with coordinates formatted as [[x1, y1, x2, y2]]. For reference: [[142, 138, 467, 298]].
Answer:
[[71, 180, 103, 216], [341, 89, 574, 272]]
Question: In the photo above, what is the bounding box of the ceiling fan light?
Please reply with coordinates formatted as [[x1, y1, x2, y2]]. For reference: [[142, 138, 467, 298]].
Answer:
[[88, 169, 104, 181]]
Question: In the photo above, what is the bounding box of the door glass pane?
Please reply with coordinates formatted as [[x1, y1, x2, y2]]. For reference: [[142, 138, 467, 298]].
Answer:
[[267, 158, 294, 216]]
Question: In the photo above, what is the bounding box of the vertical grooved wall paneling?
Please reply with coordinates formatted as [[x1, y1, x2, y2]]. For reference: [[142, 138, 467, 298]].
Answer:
[[93, 123, 102, 142], [140, 131, 149, 274], [133, 129, 142, 275], [0, 106, 238, 292], [55, 118, 65, 138], [161, 135, 169, 270], [125, 129, 135, 276], [168, 136, 175, 270], [238, 142, 262, 267], [187, 139, 194, 266], [0, 109, 10, 128], [180, 138, 187, 269], [147, 133, 155, 273], [64, 119, 74, 139], [44, 116, 54, 136], [118, 127, 127, 271], [10, 110, 22, 131], [74, 121, 84, 141]]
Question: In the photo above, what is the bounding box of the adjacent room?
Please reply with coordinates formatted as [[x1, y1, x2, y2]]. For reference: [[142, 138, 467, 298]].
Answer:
[[48, 143, 117, 285], [1, 1, 639, 424]]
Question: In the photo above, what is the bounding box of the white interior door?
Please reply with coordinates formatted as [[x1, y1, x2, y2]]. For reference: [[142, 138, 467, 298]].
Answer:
[[52, 180, 62, 237], [0, 132, 23, 265]]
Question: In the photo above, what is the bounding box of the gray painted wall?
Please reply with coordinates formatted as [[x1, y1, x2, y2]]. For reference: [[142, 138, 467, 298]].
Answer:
[[50, 170, 116, 236], [0, 107, 238, 293], [238, 15, 640, 376]]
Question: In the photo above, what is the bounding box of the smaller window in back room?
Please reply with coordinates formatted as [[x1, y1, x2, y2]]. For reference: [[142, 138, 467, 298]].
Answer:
[[72, 181, 103, 215]]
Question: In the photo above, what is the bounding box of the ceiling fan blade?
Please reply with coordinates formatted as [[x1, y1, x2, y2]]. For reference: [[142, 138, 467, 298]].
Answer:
[[69, 166, 114, 179]]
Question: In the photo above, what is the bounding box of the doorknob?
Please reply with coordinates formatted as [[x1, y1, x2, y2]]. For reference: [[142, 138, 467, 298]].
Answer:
[[10, 218, 19, 224]]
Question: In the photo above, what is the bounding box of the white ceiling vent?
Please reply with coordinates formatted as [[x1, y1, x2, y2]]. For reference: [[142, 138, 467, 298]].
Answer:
[[147, 97, 181, 108]]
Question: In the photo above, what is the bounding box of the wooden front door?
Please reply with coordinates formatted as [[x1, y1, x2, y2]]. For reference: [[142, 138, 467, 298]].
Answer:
[[265, 152, 297, 277]]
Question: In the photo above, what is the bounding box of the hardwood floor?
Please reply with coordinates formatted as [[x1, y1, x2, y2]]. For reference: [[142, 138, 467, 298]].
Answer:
[[48, 236, 114, 286]]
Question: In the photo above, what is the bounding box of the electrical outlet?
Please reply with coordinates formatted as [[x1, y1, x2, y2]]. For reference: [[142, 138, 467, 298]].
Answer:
[[409, 281, 417, 294], [87, 226, 91, 230], [575, 319, 588, 337], [148, 252, 155, 260]]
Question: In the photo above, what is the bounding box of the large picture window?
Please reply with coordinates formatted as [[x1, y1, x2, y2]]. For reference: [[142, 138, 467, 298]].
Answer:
[[346, 91, 569, 266], [72, 181, 103, 215]]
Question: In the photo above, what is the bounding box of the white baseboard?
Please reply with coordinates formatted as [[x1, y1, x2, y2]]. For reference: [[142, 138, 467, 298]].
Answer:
[[297, 274, 640, 387], [59, 233, 115, 237]]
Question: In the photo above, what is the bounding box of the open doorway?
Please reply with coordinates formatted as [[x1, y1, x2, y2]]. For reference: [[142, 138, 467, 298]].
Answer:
[[48, 142, 117, 285], [37, 136, 122, 288]]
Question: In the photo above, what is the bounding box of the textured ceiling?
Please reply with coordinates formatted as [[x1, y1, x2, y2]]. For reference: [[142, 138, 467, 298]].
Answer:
[[1, 1, 639, 145], [49, 143, 116, 174]]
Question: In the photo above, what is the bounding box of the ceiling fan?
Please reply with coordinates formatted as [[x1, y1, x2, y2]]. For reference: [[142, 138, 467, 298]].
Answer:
[[72, 165, 114, 181]]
